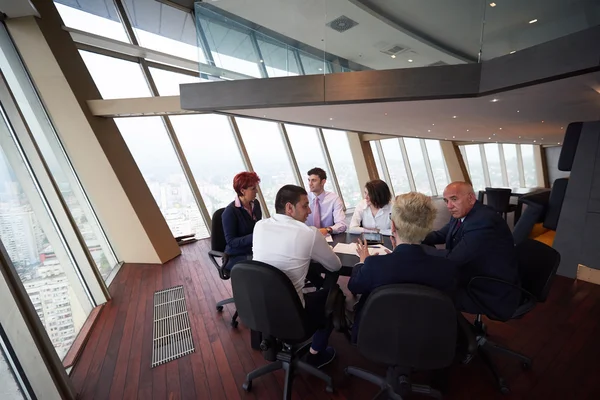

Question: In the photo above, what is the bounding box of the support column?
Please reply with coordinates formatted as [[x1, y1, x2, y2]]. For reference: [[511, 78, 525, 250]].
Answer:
[[346, 132, 370, 190], [7, 1, 180, 263], [441, 141, 469, 184]]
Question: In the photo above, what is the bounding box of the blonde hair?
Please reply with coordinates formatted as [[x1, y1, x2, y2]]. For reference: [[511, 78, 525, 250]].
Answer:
[[392, 192, 437, 243]]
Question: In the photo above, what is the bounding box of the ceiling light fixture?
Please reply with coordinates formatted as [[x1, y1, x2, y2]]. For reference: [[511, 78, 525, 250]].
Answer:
[[453, 116, 457, 118], [391, 54, 396, 59], [533, 140, 537, 142], [259, 59, 264, 63], [428, 129, 431, 132], [509, 50, 516, 54], [558, 142, 561, 145], [432, 123, 435, 126], [408, 59, 413, 63], [541, 120, 544, 123], [488, 137, 492, 139], [499, 128, 502, 130], [517, 110, 520, 113], [453, 136, 456, 138], [561, 127, 564, 129], [490, 2, 497, 7], [329, 117, 334, 120], [384, 113, 388, 116], [529, 19, 538, 24], [490, 98, 500, 102], [466, 129, 469, 132]]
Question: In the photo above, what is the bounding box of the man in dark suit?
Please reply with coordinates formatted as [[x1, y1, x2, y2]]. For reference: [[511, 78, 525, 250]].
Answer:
[[423, 182, 520, 320], [348, 192, 457, 343]]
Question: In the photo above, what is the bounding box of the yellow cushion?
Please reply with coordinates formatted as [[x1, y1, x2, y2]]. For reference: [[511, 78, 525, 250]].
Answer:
[[528, 223, 549, 239], [534, 230, 556, 246]]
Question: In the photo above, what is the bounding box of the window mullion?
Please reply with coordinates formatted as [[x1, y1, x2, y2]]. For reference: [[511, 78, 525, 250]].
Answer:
[[317, 128, 345, 208], [516, 144, 526, 188], [279, 124, 303, 186], [399, 138, 416, 191], [420, 139, 438, 196], [374, 140, 393, 192], [480, 144, 491, 187], [498, 143, 509, 187]]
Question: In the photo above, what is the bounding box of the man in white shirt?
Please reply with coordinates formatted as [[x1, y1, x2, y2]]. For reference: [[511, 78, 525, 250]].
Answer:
[[253, 184, 342, 369], [305, 167, 347, 235]]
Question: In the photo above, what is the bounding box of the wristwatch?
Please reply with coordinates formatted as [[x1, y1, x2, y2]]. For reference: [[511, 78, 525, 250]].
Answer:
[[326, 227, 333, 234]]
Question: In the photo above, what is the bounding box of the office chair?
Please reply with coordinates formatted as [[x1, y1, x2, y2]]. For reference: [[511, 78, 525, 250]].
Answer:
[[465, 239, 561, 394], [484, 188, 518, 221], [345, 284, 458, 400], [207, 208, 239, 328], [230, 260, 334, 400]]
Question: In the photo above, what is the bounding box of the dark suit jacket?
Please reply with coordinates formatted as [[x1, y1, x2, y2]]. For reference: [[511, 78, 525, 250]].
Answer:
[[347, 244, 457, 343], [222, 200, 262, 263], [423, 201, 520, 320]]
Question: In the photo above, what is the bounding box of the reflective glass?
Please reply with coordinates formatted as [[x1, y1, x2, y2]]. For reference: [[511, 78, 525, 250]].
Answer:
[[54, 1, 129, 43], [484, 143, 504, 187], [116, 117, 209, 238], [123, 0, 206, 63], [322, 129, 362, 207], [503, 144, 521, 187], [79, 51, 151, 99], [0, 112, 91, 360], [285, 124, 331, 193], [521, 144, 538, 187], [170, 114, 246, 215], [379, 138, 411, 195], [236, 118, 296, 215], [257, 38, 300, 77], [463, 144, 486, 191], [403, 138, 432, 195], [424, 140, 450, 194], [149, 67, 204, 96], [369, 141, 386, 183]]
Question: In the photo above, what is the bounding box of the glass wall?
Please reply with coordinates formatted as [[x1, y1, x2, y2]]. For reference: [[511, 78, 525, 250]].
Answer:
[[323, 129, 362, 208], [460, 143, 540, 191]]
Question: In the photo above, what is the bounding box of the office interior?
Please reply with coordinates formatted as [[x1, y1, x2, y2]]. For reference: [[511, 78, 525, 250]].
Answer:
[[0, 0, 599, 399]]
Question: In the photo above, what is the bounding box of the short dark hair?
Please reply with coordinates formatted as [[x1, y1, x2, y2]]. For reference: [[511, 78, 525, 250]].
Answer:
[[365, 179, 392, 209], [307, 167, 327, 181], [275, 185, 307, 214]]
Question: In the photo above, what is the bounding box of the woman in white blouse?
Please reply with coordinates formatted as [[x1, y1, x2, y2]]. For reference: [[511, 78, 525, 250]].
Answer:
[[349, 179, 393, 235]]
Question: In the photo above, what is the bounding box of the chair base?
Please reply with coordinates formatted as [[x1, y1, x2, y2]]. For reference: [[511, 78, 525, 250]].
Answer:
[[471, 316, 532, 395], [345, 366, 442, 400], [215, 297, 239, 328], [242, 343, 333, 400]]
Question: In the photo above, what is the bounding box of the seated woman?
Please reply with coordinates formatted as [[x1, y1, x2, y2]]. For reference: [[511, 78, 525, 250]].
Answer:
[[348, 192, 457, 343], [349, 179, 393, 235], [222, 172, 262, 271]]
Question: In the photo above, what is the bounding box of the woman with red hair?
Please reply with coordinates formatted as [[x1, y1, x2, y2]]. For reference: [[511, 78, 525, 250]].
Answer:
[[222, 171, 262, 270]]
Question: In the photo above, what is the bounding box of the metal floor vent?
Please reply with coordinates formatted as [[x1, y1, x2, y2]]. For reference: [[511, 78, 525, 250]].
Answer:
[[152, 285, 195, 368]]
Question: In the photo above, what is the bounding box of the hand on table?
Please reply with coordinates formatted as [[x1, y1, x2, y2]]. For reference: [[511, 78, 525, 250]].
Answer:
[[356, 238, 376, 263], [318, 228, 329, 236]]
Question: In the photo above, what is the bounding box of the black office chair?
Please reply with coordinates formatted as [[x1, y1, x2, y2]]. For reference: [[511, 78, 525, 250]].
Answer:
[[345, 284, 458, 400], [484, 188, 518, 221], [231, 260, 334, 400], [207, 208, 239, 328], [465, 239, 561, 394]]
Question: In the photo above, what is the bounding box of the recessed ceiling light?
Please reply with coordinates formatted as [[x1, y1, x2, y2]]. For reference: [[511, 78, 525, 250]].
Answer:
[[541, 137, 544, 140], [432, 123, 435, 126], [428, 129, 431, 132], [488, 137, 492, 139], [519, 136, 522, 138], [529, 19, 538, 24], [329, 117, 333, 120], [408, 59, 413, 63], [533, 140, 537, 142], [499, 127, 502, 130], [391, 54, 396, 59], [318, 68, 323, 71], [493, 133, 496, 136], [490, 98, 500, 102], [466, 129, 469, 132], [263, 115, 266, 117], [509, 50, 516, 54], [453, 136, 456, 138], [453, 116, 457, 118], [259, 59, 264, 63], [558, 142, 561, 145], [541, 120, 544, 123], [517, 110, 520, 113], [490, 2, 497, 7], [384, 113, 388, 116], [561, 127, 564, 129]]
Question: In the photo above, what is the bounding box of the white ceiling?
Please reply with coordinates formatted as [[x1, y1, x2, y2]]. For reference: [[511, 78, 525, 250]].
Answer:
[[224, 71, 600, 145]]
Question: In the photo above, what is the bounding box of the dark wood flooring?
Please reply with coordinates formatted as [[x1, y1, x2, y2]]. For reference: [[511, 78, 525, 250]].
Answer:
[[70, 240, 600, 400]]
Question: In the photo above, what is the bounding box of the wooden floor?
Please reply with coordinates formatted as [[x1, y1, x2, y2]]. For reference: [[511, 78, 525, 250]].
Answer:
[[70, 240, 600, 400]]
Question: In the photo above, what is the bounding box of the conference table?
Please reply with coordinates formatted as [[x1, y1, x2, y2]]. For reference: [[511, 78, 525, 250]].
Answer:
[[477, 187, 549, 224], [330, 233, 393, 276]]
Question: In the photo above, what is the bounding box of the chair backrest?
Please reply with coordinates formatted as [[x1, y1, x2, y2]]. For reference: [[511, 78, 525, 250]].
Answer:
[[211, 208, 226, 252], [558, 122, 581, 171], [357, 284, 457, 370], [484, 188, 513, 213], [543, 178, 568, 230], [516, 239, 561, 303], [230, 261, 308, 342]]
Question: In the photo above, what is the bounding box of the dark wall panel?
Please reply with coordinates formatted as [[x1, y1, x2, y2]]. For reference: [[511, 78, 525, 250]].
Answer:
[[545, 146, 570, 185]]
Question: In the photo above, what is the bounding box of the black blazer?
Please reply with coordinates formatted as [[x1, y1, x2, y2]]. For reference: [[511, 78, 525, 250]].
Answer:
[[348, 244, 457, 343], [222, 200, 262, 257], [423, 201, 520, 319]]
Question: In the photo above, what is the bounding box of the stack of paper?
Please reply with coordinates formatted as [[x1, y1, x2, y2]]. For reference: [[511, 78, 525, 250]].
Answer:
[[332, 243, 390, 256]]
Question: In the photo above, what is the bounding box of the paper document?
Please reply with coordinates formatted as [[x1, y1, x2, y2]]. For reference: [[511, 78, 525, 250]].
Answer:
[[325, 234, 333, 243], [332, 243, 390, 256]]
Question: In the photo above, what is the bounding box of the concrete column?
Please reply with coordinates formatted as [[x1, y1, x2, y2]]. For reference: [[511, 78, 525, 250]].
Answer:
[[440, 141, 469, 184], [346, 132, 370, 189], [6, 1, 180, 263]]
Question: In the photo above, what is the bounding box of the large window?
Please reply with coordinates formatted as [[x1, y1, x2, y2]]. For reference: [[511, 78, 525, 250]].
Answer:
[[170, 114, 246, 215], [0, 329, 28, 399], [425, 140, 450, 194], [379, 138, 411, 195], [257, 38, 300, 77], [285, 124, 332, 192], [0, 110, 91, 361], [55, 1, 130, 43], [460, 143, 540, 190], [116, 117, 208, 238], [323, 129, 362, 207], [149, 67, 204, 96], [403, 138, 432, 196], [236, 118, 296, 215]]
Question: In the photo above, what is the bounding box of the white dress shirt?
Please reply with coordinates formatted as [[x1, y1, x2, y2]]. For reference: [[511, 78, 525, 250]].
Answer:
[[253, 214, 342, 306], [305, 191, 347, 234], [349, 199, 393, 235]]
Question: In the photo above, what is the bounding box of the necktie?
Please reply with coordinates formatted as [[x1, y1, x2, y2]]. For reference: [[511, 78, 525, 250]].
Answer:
[[313, 197, 321, 228]]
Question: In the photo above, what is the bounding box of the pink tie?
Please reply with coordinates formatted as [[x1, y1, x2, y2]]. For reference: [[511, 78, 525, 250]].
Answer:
[[313, 197, 321, 228]]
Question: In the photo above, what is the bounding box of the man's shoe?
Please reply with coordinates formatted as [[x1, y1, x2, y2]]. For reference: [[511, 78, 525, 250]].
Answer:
[[305, 347, 336, 369]]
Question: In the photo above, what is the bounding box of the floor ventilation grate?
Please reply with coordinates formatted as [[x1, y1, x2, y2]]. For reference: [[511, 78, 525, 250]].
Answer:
[[152, 285, 195, 368]]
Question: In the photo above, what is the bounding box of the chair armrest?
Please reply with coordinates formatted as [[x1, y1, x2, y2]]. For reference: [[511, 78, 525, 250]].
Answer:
[[208, 250, 226, 271], [467, 276, 537, 321]]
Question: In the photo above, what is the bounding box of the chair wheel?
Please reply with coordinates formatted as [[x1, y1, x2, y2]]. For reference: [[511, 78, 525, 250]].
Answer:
[[242, 380, 252, 391], [522, 361, 532, 370], [325, 385, 334, 393], [231, 320, 239, 328], [500, 385, 510, 395], [216, 305, 223, 312]]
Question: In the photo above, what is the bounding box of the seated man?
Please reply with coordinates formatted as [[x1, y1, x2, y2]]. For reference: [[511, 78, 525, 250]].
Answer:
[[348, 192, 457, 344], [305, 167, 347, 235], [422, 181, 520, 320], [253, 184, 342, 368]]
